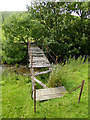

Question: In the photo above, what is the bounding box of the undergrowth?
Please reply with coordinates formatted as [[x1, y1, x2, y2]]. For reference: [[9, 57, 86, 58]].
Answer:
[[48, 56, 88, 91], [1, 56, 88, 118]]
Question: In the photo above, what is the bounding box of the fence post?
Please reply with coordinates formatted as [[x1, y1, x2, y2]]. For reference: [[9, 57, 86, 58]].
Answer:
[[78, 80, 85, 103], [34, 84, 36, 113]]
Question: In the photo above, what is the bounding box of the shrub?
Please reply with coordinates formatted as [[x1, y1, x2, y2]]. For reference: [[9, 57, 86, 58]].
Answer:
[[2, 40, 27, 64]]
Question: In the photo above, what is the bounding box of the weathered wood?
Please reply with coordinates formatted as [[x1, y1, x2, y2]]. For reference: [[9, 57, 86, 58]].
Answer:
[[29, 51, 43, 54], [34, 77, 48, 88], [30, 54, 44, 57], [32, 62, 49, 65], [33, 86, 67, 101], [30, 51, 35, 98], [34, 70, 52, 76], [34, 84, 36, 113], [22, 70, 52, 76], [28, 46, 50, 68], [29, 64, 51, 68], [31, 68, 35, 94], [29, 59, 49, 62]]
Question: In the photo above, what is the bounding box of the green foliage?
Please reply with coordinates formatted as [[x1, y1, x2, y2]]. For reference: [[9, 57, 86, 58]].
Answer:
[[2, 12, 46, 64], [2, 40, 27, 64], [2, 12, 45, 43], [28, 2, 89, 62], [1, 2, 89, 64], [15, 63, 19, 68], [2, 58, 88, 118], [48, 56, 88, 91]]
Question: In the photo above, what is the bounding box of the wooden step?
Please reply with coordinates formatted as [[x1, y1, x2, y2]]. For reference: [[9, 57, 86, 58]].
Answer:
[[29, 56, 45, 59], [33, 86, 67, 101], [28, 46, 50, 68], [29, 64, 51, 68], [29, 61, 49, 64], [30, 54, 45, 57], [29, 51, 43, 54]]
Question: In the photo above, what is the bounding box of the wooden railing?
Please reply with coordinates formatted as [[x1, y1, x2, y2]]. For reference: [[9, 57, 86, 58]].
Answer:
[[46, 45, 58, 64], [28, 40, 36, 113]]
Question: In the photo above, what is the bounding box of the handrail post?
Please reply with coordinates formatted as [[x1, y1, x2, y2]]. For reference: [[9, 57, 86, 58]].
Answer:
[[30, 48, 36, 112], [46, 45, 48, 57], [56, 56, 58, 64], [34, 84, 36, 113]]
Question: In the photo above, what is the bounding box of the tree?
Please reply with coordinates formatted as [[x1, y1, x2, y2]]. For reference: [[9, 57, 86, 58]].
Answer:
[[2, 12, 45, 64], [27, 1, 89, 62]]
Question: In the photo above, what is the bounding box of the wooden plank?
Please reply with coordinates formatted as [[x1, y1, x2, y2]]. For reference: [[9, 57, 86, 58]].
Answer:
[[29, 64, 51, 68], [28, 46, 50, 68], [29, 62, 50, 64], [36, 93, 63, 101], [29, 57, 46, 59], [34, 86, 67, 101], [34, 70, 52, 76], [29, 50, 44, 54], [29, 58, 49, 62], [23, 70, 51, 76], [30, 54, 44, 57], [29, 64, 50, 66], [34, 77, 48, 88]]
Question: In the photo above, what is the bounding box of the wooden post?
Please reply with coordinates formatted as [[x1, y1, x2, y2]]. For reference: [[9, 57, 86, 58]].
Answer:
[[31, 55, 35, 99], [78, 80, 85, 103], [46, 46, 48, 57], [56, 56, 58, 64], [29, 46, 35, 99], [34, 84, 36, 113], [28, 39, 36, 112]]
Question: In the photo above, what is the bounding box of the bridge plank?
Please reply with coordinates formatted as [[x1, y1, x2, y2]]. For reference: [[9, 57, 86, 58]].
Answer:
[[28, 46, 50, 68], [34, 70, 52, 76], [33, 86, 67, 101]]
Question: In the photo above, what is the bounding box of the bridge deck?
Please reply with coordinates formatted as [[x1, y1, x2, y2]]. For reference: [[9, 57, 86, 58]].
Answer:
[[28, 46, 50, 68]]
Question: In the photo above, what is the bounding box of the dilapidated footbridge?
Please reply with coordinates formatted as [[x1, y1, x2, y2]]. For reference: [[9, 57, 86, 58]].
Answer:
[[28, 41, 67, 103]]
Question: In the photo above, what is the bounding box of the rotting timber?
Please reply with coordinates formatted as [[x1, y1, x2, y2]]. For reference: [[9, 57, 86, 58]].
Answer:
[[28, 40, 67, 101], [28, 46, 51, 68]]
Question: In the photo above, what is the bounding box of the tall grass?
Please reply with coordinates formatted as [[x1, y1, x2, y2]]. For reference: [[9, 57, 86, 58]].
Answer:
[[48, 56, 88, 91]]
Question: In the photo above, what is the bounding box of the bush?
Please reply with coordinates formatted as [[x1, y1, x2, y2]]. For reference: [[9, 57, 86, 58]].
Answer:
[[2, 40, 27, 64]]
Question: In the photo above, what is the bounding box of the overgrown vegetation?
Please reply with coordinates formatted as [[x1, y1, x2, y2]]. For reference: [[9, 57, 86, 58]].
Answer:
[[1, 2, 89, 64], [2, 58, 88, 118], [48, 56, 88, 90], [1, 1, 89, 118]]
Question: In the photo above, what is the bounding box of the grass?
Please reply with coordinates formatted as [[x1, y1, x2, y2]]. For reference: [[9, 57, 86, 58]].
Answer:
[[2, 57, 88, 118]]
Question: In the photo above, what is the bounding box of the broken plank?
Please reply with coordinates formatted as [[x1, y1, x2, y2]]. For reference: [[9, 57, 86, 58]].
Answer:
[[29, 65, 51, 68], [35, 86, 67, 101], [34, 77, 48, 88], [34, 70, 52, 76]]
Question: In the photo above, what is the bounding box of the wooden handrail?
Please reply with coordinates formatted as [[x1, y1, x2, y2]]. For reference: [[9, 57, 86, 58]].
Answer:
[[47, 45, 58, 63], [47, 46, 57, 57]]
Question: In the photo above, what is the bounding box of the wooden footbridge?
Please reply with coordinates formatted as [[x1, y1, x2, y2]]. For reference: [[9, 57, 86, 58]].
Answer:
[[28, 46, 50, 68], [28, 41, 67, 104]]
